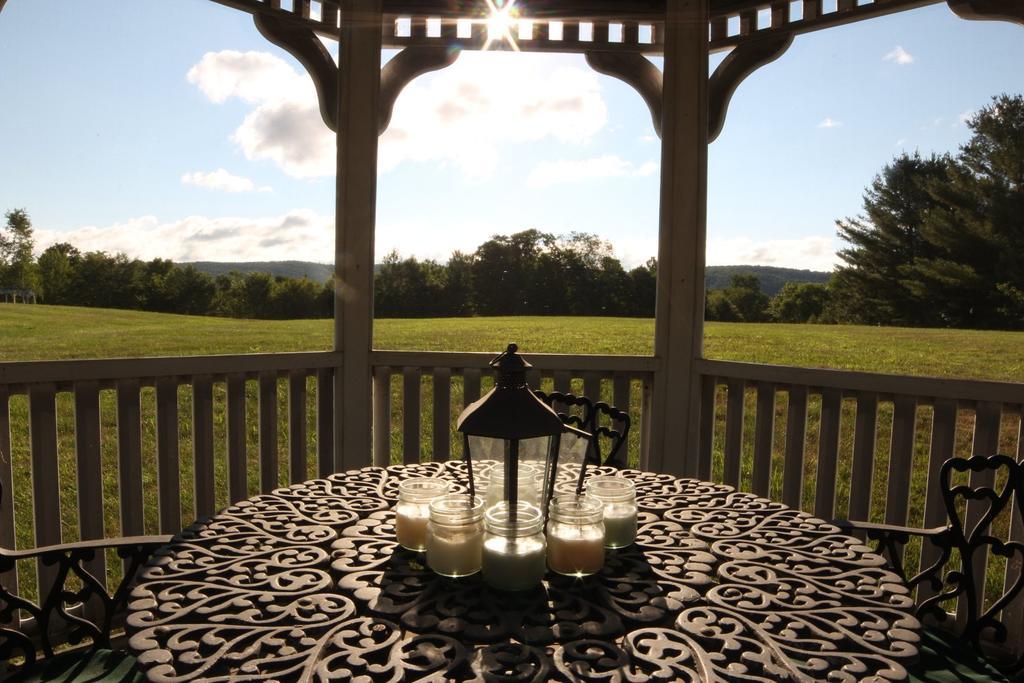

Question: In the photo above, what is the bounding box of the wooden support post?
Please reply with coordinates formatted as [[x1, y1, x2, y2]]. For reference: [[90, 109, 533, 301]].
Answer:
[[648, 0, 709, 476], [335, 0, 383, 472]]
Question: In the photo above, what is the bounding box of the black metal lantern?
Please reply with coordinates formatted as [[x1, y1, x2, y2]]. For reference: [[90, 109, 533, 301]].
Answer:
[[457, 344, 590, 520]]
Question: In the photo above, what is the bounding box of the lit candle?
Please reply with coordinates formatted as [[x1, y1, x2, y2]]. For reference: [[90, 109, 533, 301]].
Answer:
[[546, 494, 605, 577], [426, 531, 484, 577], [395, 478, 450, 552], [426, 494, 485, 577], [482, 502, 546, 591], [601, 510, 637, 549], [586, 476, 637, 549], [547, 530, 605, 576]]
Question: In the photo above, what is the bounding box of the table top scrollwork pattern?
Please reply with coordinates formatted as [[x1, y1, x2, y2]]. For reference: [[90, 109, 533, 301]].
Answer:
[[127, 463, 920, 682]]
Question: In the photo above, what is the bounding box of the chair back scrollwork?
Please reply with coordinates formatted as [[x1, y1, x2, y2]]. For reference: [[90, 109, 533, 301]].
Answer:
[[533, 390, 631, 468], [0, 479, 169, 674], [916, 454, 1024, 666]]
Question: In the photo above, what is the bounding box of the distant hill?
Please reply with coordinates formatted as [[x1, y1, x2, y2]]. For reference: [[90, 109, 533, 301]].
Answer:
[[706, 265, 830, 296], [185, 261, 829, 296], [186, 260, 333, 282]]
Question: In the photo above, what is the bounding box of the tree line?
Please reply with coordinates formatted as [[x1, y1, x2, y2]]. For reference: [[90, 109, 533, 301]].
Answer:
[[3, 93, 1021, 327]]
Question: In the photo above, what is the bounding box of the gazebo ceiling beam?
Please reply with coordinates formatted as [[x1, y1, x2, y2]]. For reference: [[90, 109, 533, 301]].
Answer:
[[204, 0, 952, 54], [947, 0, 1024, 25]]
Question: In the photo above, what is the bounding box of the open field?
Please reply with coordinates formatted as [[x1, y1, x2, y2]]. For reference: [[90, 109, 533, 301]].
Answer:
[[1, 304, 1021, 606], [3, 304, 1024, 382]]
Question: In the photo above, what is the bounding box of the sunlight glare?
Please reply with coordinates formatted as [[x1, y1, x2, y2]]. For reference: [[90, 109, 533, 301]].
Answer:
[[482, 0, 520, 51]]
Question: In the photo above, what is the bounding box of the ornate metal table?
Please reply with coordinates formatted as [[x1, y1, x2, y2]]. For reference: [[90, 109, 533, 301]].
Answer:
[[126, 463, 921, 682]]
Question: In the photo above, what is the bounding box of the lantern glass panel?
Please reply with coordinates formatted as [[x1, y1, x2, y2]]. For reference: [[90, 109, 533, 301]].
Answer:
[[468, 436, 505, 479], [557, 430, 590, 485]]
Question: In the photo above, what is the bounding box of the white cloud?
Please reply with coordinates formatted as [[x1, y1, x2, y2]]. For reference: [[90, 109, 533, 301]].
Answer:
[[186, 50, 608, 181], [817, 117, 842, 129], [883, 46, 915, 65], [380, 52, 607, 179], [181, 169, 271, 193], [526, 156, 657, 189], [706, 236, 838, 272], [895, 138, 907, 147], [188, 50, 333, 178], [187, 50, 311, 104], [35, 211, 335, 263]]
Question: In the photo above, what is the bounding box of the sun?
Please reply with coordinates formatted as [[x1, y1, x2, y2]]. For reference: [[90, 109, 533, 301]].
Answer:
[[481, 0, 520, 51]]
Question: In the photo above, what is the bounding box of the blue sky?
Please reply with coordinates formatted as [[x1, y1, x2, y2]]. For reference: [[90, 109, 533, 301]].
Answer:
[[1, 0, 1022, 271]]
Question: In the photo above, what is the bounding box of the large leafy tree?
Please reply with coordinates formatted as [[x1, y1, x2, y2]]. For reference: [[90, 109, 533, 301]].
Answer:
[[831, 153, 951, 326], [905, 95, 1024, 328], [833, 94, 1024, 329], [0, 208, 39, 292]]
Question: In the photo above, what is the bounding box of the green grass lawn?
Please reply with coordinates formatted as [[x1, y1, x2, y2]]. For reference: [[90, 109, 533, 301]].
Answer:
[[1, 303, 1021, 609], [3, 304, 1024, 382]]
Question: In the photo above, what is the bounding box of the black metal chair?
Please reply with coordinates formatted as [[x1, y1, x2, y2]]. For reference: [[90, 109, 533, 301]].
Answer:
[[838, 454, 1023, 681], [534, 390, 631, 468], [0, 478, 170, 681]]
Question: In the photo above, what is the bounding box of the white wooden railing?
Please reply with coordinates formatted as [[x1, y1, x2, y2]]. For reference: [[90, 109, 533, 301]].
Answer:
[[697, 358, 1024, 658], [0, 350, 1022, 659], [369, 351, 656, 467]]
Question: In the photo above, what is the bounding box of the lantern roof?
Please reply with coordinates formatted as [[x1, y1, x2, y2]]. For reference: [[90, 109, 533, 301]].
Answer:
[[457, 344, 566, 439]]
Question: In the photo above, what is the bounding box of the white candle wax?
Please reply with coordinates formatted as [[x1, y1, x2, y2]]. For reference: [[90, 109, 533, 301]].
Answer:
[[547, 528, 605, 576], [426, 530, 483, 577], [602, 510, 637, 549], [482, 535, 546, 591], [395, 506, 430, 551]]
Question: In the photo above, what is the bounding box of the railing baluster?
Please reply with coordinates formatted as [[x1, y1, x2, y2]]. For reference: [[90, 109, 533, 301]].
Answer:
[[289, 372, 307, 483], [697, 375, 716, 481], [464, 368, 482, 406], [884, 396, 917, 563], [848, 392, 878, 525], [74, 381, 105, 621], [259, 373, 279, 493], [814, 388, 843, 519], [317, 368, 334, 477], [117, 379, 144, 536], [723, 379, 744, 487], [640, 378, 653, 470], [751, 382, 775, 497], [1003, 409, 1024, 659], [226, 375, 247, 502], [155, 378, 181, 534], [0, 386, 15, 602], [192, 376, 215, 518], [783, 386, 809, 509], [961, 401, 1002, 628], [919, 398, 957, 603], [433, 368, 451, 461], [553, 371, 571, 414], [583, 373, 601, 406], [403, 367, 422, 464], [29, 384, 61, 594], [372, 366, 391, 467]]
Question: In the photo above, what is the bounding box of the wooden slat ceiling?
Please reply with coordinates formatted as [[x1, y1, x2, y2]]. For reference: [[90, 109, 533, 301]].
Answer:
[[207, 0, 944, 52]]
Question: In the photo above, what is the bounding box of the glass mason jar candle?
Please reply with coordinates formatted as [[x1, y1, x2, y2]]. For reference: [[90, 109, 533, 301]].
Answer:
[[546, 494, 605, 577], [482, 501, 546, 591], [395, 478, 451, 551], [426, 494, 485, 578], [586, 476, 638, 549]]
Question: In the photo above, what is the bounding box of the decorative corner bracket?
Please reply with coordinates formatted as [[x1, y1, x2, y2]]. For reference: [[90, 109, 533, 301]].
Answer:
[[379, 47, 461, 134], [708, 33, 793, 143], [585, 52, 664, 139], [255, 14, 339, 132], [947, 0, 1024, 25], [254, 14, 460, 135]]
